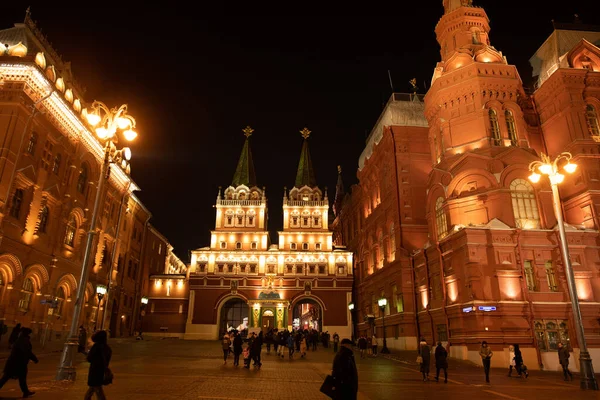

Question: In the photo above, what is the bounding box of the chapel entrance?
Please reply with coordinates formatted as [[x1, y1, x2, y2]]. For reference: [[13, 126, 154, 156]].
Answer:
[[262, 309, 274, 334]]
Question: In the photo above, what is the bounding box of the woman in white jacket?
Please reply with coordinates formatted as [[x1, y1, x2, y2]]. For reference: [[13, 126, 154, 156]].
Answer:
[[508, 345, 516, 377]]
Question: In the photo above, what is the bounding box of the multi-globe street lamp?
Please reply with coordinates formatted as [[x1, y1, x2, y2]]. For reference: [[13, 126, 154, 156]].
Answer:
[[378, 298, 390, 354], [95, 284, 107, 330], [528, 152, 598, 390], [56, 101, 137, 381]]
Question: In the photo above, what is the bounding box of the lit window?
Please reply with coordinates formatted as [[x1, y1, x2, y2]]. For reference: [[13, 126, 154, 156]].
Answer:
[[52, 153, 61, 175], [64, 215, 77, 247], [315, 243, 321, 250], [389, 223, 396, 262], [393, 285, 404, 313], [38, 206, 49, 233], [545, 261, 558, 292], [489, 109, 501, 145], [586, 104, 600, 137], [220, 242, 227, 249], [535, 320, 569, 351], [290, 243, 297, 250], [524, 260, 537, 291], [26, 132, 38, 155], [41, 141, 53, 171], [313, 216, 320, 227], [77, 164, 88, 194], [505, 109, 518, 146], [435, 197, 448, 239], [18, 278, 34, 311], [9, 189, 23, 219], [510, 179, 540, 229], [55, 286, 65, 316]]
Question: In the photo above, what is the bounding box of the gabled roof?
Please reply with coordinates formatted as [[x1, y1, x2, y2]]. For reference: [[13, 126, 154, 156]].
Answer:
[[231, 126, 257, 187], [294, 128, 317, 188]]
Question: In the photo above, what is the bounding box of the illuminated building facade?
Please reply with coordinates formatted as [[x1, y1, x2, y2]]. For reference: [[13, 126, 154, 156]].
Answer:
[[0, 11, 183, 341], [182, 127, 353, 340], [336, 0, 600, 372]]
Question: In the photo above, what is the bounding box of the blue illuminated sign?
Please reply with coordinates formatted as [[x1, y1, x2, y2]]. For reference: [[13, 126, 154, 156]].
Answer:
[[478, 306, 497, 312], [462, 307, 474, 313]]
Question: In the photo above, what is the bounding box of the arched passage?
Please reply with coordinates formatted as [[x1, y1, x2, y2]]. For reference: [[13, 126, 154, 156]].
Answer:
[[219, 297, 249, 338], [291, 297, 324, 332]]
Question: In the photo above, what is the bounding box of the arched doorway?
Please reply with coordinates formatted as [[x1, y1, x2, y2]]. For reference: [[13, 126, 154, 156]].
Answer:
[[262, 309, 274, 334], [219, 298, 249, 338], [292, 298, 321, 332]]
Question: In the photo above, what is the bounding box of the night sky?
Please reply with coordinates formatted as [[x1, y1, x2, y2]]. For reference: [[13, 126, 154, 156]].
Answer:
[[2, 2, 599, 262]]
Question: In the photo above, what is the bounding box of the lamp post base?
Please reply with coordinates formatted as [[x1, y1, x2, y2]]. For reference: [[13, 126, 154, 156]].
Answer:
[[381, 338, 390, 354], [55, 335, 79, 381], [579, 351, 599, 390]]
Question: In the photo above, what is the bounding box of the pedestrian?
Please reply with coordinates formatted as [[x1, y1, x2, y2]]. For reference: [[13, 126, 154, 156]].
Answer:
[[252, 331, 263, 368], [84, 330, 112, 400], [273, 329, 279, 354], [232, 332, 243, 367], [366, 335, 372, 356], [331, 338, 358, 400], [434, 341, 448, 383], [221, 334, 231, 365], [419, 339, 431, 382], [7, 323, 20, 350], [79, 325, 88, 354], [333, 332, 340, 353], [558, 342, 573, 381], [0, 327, 38, 398], [243, 344, 251, 368], [371, 333, 378, 356], [287, 332, 295, 359], [300, 335, 307, 358], [358, 335, 367, 358], [265, 329, 272, 354], [513, 344, 528, 378], [508, 345, 515, 377], [479, 341, 493, 383]]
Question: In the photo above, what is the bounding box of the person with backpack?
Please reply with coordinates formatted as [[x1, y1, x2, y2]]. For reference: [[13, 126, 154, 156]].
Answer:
[[84, 330, 112, 400]]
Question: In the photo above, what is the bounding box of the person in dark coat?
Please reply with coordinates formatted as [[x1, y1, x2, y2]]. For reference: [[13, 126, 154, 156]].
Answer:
[[251, 332, 263, 368], [79, 325, 88, 354], [513, 344, 528, 378], [419, 339, 431, 382], [84, 330, 112, 400], [232, 332, 243, 366], [434, 342, 448, 383], [558, 342, 573, 381], [331, 338, 358, 400], [0, 327, 38, 398], [7, 323, 20, 349]]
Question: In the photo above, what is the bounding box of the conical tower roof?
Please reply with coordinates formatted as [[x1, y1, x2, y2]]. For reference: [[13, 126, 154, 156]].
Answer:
[[294, 127, 317, 188], [231, 126, 257, 187], [333, 165, 345, 217]]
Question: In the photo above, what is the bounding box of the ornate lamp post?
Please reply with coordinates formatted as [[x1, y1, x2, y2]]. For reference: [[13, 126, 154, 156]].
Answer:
[[348, 302, 355, 343], [528, 152, 598, 390], [56, 101, 137, 381], [378, 298, 390, 354], [139, 297, 148, 338], [95, 284, 107, 329]]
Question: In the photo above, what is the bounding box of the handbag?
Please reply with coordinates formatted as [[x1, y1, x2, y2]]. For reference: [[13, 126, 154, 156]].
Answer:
[[416, 355, 423, 364], [319, 374, 336, 399], [103, 368, 114, 385]]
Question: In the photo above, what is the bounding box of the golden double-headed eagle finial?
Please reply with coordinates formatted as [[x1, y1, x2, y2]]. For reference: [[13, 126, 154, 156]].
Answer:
[[300, 127, 311, 139], [242, 126, 254, 138]]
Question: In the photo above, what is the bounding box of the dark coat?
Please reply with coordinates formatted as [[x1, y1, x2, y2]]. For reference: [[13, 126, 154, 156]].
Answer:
[[558, 346, 570, 366], [3, 334, 37, 377], [86, 343, 112, 387], [332, 346, 358, 400], [420, 344, 431, 373], [78, 329, 87, 351], [233, 335, 243, 354], [435, 345, 448, 369], [514, 346, 523, 366], [7, 325, 20, 346]]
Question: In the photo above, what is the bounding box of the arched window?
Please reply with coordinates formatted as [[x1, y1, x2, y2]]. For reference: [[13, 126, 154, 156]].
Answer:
[[510, 179, 540, 229], [489, 109, 501, 145], [246, 210, 255, 227], [55, 286, 66, 316], [377, 231, 384, 267], [586, 104, 600, 137], [389, 224, 396, 262], [18, 278, 35, 311], [38, 206, 49, 233], [235, 210, 245, 226], [52, 153, 61, 175], [9, 189, 23, 219], [64, 215, 77, 247], [225, 210, 234, 227], [435, 197, 448, 239], [26, 132, 38, 155], [77, 164, 88, 194], [505, 109, 518, 145]]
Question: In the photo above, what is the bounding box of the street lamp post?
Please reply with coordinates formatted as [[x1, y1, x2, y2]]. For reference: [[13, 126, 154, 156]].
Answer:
[[138, 297, 148, 340], [56, 101, 137, 381], [378, 298, 390, 354], [528, 152, 598, 390], [95, 285, 107, 330], [348, 302, 355, 343]]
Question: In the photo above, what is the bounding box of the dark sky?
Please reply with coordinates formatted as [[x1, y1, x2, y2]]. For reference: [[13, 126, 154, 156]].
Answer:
[[2, 2, 599, 262]]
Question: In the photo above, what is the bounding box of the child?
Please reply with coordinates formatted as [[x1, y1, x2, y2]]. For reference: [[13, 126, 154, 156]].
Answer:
[[243, 345, 251, 368]]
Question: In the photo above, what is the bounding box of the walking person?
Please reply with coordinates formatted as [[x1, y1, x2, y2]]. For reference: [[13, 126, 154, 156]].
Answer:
[[84, 330, 112, 400], [419, 339, 431, 382], [287, 333, 295, 359], [479, 341, 493, 383], [357, 335, 367, 359], [79, 325, 88, 354], [300, 335, 308, 358], [371, 334, 378, 356], [232, 332, 243, 367], [513, 344, 528, 378], [366, 335, 372, 356], [252, 332, 263, 368], [558, 342, 573, 381], [434, 341, 448, 383], [0, 327, 38, 398], [508, 345, 516, 377], [333, 332, 340, 353], [331, 338, 358, 400], [7, 323, 21, 350], [222, 334, 231, 365]]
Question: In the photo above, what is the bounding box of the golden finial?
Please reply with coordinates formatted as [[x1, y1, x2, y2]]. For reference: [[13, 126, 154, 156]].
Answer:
[[300, 127, 311, 139], [337, 165, 342, 174], [242, 126, 254, 138]]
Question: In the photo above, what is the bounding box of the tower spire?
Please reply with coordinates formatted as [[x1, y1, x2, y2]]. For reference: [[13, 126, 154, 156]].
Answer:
[[231, 126, 257, 187], [294, 127, 317, 188], [333, 165, 345, 217]]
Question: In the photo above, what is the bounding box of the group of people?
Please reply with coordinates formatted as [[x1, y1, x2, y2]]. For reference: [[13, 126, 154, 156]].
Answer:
[[356, 334, 379, 358], [0, 323, 113, 399], [417, 339, 449, 383]]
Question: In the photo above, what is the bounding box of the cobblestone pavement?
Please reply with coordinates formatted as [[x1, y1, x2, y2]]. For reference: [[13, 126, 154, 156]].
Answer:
[[0, 338, 597, 399]]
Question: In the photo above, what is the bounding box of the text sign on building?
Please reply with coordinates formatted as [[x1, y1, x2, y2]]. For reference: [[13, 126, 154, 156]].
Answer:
[[478, 306, 497, 312], [462, 306, 475, 313]]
